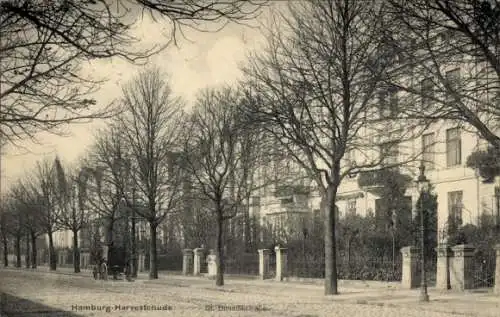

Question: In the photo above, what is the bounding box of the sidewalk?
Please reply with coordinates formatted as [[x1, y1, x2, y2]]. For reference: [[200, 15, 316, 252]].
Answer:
[[3, 265, 499, 316]]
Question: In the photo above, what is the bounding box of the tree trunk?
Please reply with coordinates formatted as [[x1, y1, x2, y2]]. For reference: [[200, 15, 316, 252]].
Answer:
[[302, 234, 308, 275], [2, 237, 8, 267], [15, 235, 21, 268], [149, 223, 158, 279], [25, 234, 30, 268], [30, 232, 37, 269], [243, 199, 251, 252], [72, 229, 80, 273], [324, 183, 339, 295], [106, 220, 114, 261], [215, 211, 225, 286], [48, 231, 57, 270], [131, 217, 137, 278]]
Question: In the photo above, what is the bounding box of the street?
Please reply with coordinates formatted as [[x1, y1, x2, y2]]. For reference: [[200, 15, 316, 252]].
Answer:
[[1, 268, 498, 317]]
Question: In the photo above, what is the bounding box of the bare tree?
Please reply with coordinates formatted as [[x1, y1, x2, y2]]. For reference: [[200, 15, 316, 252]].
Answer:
[[11, 179, 46, 268], [117, 67, 185, 279], [53, 157, 93, 273], [0, 2, 118, 145], [0, 197, 12, 266], [0, 0, 267, 145], [174, 178, 217, 250], [384, 0, 500, 150], [181, 87, 264, 286], [242, 0, 427, 295], [29, 158, 61, 270], [2, 195, 25, 267], [84, 126, 131, 259]]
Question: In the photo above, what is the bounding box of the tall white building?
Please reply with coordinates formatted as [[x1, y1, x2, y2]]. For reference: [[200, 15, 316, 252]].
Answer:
[[251, 38, 499, 242]]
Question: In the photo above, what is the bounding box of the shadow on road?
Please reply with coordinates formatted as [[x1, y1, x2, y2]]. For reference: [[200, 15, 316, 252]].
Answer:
[[1, 292, 84, 317]]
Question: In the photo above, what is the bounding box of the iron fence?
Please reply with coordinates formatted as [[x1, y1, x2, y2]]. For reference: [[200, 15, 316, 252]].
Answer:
[[288, 257, 324, 279], [224, 253, 259, 275], [288, 256, 406, 281], [157, 253, 183, 271], [268, 252, 276, 278], [338, 258, 403, 281], [470, 250, 496, 289]]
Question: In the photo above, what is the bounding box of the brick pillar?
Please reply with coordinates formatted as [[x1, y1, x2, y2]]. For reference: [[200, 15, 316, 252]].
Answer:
[[400, 246, 420, 289], [275, 246, 288, 282], [182, 249, 193, 275], [435, 243, 452, 290], [494, 244, 500, 295], [258, 249, 271, 280], [193, 248, 205, 276], [450, 244, 475, 290]]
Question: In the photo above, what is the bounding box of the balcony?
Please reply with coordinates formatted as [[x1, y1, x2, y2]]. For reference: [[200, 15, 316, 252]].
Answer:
[[357, 169, 412, 196], [274, 184, 311, 197]]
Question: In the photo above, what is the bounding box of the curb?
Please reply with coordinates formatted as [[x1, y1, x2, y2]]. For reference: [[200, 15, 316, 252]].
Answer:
[[1, 267, 160, 284]]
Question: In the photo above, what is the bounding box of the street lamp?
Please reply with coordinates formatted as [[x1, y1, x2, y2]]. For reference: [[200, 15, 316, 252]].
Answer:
[[495, 175, 500, 234], [415, 162, 430, 302], [390, 209, 397, 271]]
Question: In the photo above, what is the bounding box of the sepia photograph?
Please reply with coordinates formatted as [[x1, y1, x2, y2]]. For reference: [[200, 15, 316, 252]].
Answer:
[[0, 0, 499, 316]]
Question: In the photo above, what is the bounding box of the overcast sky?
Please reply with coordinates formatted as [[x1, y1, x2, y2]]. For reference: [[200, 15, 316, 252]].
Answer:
[[1, 9, 270, 191]]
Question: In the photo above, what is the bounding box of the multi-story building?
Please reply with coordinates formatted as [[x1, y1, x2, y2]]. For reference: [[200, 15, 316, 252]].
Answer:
[[251, 31, 499, 243]]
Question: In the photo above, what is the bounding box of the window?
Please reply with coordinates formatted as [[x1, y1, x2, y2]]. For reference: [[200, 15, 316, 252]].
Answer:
[[409, 38, 417, 49], [280, 197, 293, 205], [378, 87, 399, 118], [421, 78, 434, 107], [445, 68, 461, 100], [422, 132, 435, 170], [448, 191, 463, 225], [446, 127, 462, 166], [251, 196, 261, 206], [388, 87, 399, 116], [378, 89, 389, 118], [380, 141, 399, 166], [346, 149, 357, 178], [347, 199, 357, 216], [345, 148, 354, 166]]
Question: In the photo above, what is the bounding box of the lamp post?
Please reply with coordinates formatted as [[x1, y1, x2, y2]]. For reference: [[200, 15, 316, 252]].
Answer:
[[495, 175, 500, 235], [416, 162, 430, 302], [140, 227, 147, 271], [302, 221, 308, 275], [390, 209, 397, 272]]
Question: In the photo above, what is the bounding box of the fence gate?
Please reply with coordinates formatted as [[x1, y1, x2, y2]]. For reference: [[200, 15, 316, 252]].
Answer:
[[471, 251, 495, 289], [268, 251, 276, 278]]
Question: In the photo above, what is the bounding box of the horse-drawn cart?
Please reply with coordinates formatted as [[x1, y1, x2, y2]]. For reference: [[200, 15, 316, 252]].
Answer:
[[92, 244, 128, 280]]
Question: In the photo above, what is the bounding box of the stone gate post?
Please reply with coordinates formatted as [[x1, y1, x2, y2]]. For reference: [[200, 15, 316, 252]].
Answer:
[[182, 249, 193, 276], [400, 246, 420, 289], [258, 249, 271, 280], [275, 246, 288, 282], [138, 253, 145, 272], [494, 244, 500, 295], [193, 248, 205, 276], [450, 244, 475, 290]]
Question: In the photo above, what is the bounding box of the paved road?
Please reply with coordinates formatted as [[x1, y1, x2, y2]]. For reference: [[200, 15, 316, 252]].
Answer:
[[0, 267, 497, 317]]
